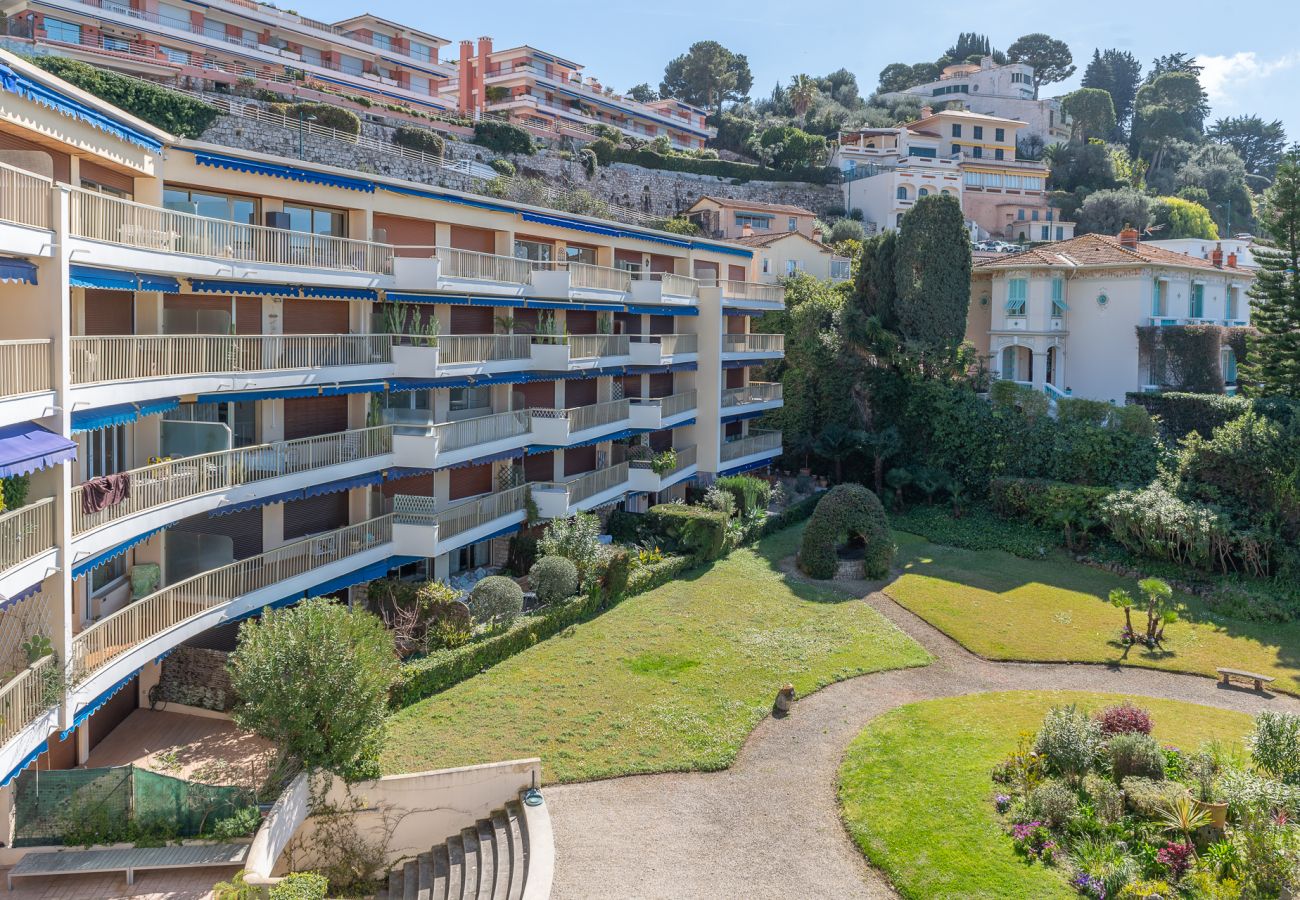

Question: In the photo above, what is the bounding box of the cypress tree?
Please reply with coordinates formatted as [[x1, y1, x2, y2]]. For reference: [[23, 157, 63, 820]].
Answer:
[[1239, 148, 1300, 397], [893, 194, 972, 361]]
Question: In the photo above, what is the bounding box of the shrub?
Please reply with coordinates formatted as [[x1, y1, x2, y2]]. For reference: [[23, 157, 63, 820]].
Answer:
[[1095, 701, 1154, 736], [578, 147, 598, 178], [1121, 776, 1189, 818], [537, 512, 603, 584], [605, 510, 645, 544], [31, 56, 218, 137], [589, 137, 617, 165], [1248, 712, 1300, 782], [268, 873, 329, 899], [392, 125, 444, 156], [760, 491, 824, 537], [1034, 704, 1103, 783], [601, 546, 631, 601], [529, 556, 578, 605], [270, 102, 360, 136], [714, 475, 772, 517], [1083, 773, 1125, 824], [505, 534, 537, 577], [0, 474, 30, 511], [1125, 391, 1254, 441], [489, 158, 516, 177], [988, 477, 1113, 546], [645, 504, 728, 561], [797, 483, 892, 579], [1026, 779, 1079, 828], [703, 484, 736, 519], [1109, 732, 1168, 781], [468, 577, 524, 629], [473, 120, 535, 155], [605, 145, 838, 184], [625, 553, 692, 595]]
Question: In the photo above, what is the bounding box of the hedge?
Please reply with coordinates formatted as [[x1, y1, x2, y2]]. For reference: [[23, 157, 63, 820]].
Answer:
[[1125, 392, 1253, 441], [760, 491, 825, 536], [645, 504, 728, 561], [473, 120, 535, 155], [268, 102, 360, 136], [988, 477, 1114, 528], [392, 124, 444, 156], [798, 484, 892, 579], [608, 145, 839, 185], [30, 56, 218, 138]]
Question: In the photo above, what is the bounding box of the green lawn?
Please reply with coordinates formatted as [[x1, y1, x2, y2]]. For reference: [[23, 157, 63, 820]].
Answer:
[[381, 527, 931, 782], [886, 531, 1300, 695], [839, 691, 1253, 900]]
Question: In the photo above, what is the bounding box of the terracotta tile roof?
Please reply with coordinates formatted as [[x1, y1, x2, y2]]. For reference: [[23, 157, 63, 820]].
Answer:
[[972, 233, 1247, 273], [730, 231, 828, 250], [691, 196, 815, 216]]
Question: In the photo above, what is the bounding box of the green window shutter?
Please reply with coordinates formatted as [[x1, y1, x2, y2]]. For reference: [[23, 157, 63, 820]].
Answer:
[[1051, 278, 1068, 312]]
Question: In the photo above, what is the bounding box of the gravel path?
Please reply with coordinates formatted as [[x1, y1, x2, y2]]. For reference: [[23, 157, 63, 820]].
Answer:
[[545, 567, 1300, 900]]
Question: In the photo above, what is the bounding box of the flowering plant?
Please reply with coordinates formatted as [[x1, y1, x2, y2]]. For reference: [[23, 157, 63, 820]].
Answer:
[[994, 794, 1012, 814], [1157, 841, 1193, 879], [1011, 822, 1054, 861], [1072, 871, 1106, 899]]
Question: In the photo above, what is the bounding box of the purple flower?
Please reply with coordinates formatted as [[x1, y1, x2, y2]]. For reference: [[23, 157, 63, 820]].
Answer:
[[1072, 872, 1106, 899], [995, 794, 1011, 813]]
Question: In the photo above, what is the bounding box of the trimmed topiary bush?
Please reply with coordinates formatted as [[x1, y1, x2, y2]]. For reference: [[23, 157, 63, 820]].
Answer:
[[269, 102, 360, 136], [468, 576, 523, 628], [645, 504, 728, 561], [529, 556, 578, 605], [393, 124, 444, 156], [797, 483, 892, 579], [473, 120, 535, 155], [268, 873, 328, 899]]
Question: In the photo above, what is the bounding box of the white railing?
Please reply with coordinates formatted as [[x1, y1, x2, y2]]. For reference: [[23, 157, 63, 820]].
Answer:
[[631, 444, 697, 475], [0, 340, 52, 399], [434, 247, 533, 284], [434, 410, 530, 453], [70, 188, 394, 274], [70, 334, 391, 384], [647, 272, 700, 298], [568, 335, 629, 359], [723, 333, 786, 354], [436, 334, 532, 365], [568, 263, 632, 293], [71, 426, 392, 535], [656, 390, 697, 419], [565, 462, 629, 504], [567, 399, 629, 433], [0, 160, 51, 230], [70, 516, 392, 684], [0, 498, 55, 574], [435, 485, 528, 541], [721, 431, 783, 462], [630, 333, 698, 355], [719, 281, 786, 304], [721, 382, 784, 407], [0, 656, 56, 749]]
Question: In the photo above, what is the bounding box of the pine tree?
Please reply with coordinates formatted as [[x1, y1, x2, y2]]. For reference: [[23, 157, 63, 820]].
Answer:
[[893, 195, 972, 364], [1239, 148, 1300, 397]]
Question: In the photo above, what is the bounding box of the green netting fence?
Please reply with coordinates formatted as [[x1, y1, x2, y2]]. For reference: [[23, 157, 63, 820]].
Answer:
[[13, 764, 255, 846]]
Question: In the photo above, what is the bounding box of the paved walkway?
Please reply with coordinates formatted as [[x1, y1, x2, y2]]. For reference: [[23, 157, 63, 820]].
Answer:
[[546, 571, 1300, 900]]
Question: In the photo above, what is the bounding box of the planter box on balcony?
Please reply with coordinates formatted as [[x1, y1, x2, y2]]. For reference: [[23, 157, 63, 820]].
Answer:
[[392, 343, 439, 377], [530, 342, 570, 370], [392, 256, 439, 288]]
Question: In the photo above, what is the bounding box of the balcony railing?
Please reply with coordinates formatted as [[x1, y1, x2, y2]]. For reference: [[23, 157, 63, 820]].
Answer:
[[633, 272, 699, 297], [0, 498, 56, 575], [719, 281, 785, 304], [564, 399, 629, 433], [720, 431, 782, 462], [630, 443, 696, 475], [436, 334, 531, 365], [0, 161, 51, 230], [567, 334, 629, 359], [564, 462, 630, 504], [70, 516, 392, 684], [435, 485, 529, 542], [71, 426, 393, 535], [568, 262, 632, 293], [0, 340, 52, 399], [70, 188, 395, 274], [0, 655, 56, 749], [434, 410, 530, 453], [655, 390, 697, 419], [723, 333, 786, 354], [630, 334, 697, 355], [434, 247, 533, 284], [721, 382, 783, 407], [70, 334, 391, 385]]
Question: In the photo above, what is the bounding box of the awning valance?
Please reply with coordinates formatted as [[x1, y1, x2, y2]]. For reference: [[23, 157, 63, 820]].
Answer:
[[301, 286, 379, 301], [0, 257, 37, 285], [193, 383, 387, 404], [0, 60, 163, 152], [71, 398, 179, 433], [305, 556, 421, 599], [190, 278, 299, 297], [626, 305, 700, 317], [435, 448, 523, 471], [69, 266, 180, 293], [72, 526, 166, 579], [0, 422, 76, 477], [188, 150, 375, 193], [211, 471, 385, 515]]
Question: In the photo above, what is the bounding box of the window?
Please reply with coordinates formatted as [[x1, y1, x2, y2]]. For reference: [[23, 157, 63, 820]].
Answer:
[[283, 204, 345, 236], [972, 146, 982, 159], [1227, 286, 1239, 320], [951, 124, 962, 138], [951, 143, 962, 157], [300, 45, 322, 66], [1152, 279, 1166, 317], [785, 259, 802, 276], [973, 126, 983, 139], [1190, 283, 1205, 319], [163, 187, 256, 223], [160, 46, 190, 64], [1001, 346, 1019, 380], [761, 258, 771, 274], [513, 239, 552, 262], [896, 185, 909, 201], [42, 17, 81, 44], [1031, 210, 1040, 221], [339, 54, 364, 76], [90, 556, 127, 596], [1006, 278, 1027, 315], [408, 40, 431, 62], [918, 187, 929, 198], [103, 35, 131, 52], [895, 213, 904, 228], [157, 2, 190, 29], [995, 128, 1005, 142], [1041, 225, 1050, 241], [409, 75, 430, 95], [1222, 346, 1238, 384], [565, 245, 596, 265], [372, 32, 392, 51], [1051, 277, 1067, 315], [994, 149, 1004, 161], [83, 424, 127, 480], [202, 19, 226, 40], [734, 213, 772, 231], [449, 386, 491, 412], [787, 216, 797, 232], [1017, 209, 1025, 221], [1055, 226, 1064, 241]]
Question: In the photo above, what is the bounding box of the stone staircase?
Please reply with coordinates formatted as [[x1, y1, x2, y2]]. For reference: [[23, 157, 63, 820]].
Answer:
[[374, 797, 537, 900]]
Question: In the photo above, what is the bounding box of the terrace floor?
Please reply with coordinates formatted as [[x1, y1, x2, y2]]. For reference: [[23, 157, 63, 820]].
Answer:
[[84, 709, 275, 790]]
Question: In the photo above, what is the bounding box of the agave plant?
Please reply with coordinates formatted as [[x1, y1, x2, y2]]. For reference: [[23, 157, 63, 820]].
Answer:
[[1158, 794, 1211, 847]]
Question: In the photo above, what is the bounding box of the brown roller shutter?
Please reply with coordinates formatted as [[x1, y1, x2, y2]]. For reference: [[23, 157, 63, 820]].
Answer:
[[564, 378, 597, 407], [449, 463, 493, 501], [164, 295, 262, 334], [614, 249, 642, 267], [515, 380, 554, 409], [563, 444, 596, 477], [283, 492, 348, 541], [566, 311, 597, 334], [81, 160, 134, 196], [649, 315, 673, 335], [524, 451, 553, 482], [172, 507, 263, 559], [618, 375, 642, 399], [614, 312, 638, 335], [449, 305, 494, 334], [728, 264, 747, 282], [725, 421, 743, 438], [449, 225, 495, 253], [649, 429, 673, 452], [512, 309, 540, 334], [283, 298, 350, 334], [649, 254, 675, 274], [383, 472, 433, 500], [283, 396, 349, 440], [82, 289, 134, 335], [0, 131, 70, 182], [726, 316, 747, 334], [374, 214, 436, 254], [693, 262, 718, 281], [725, 368, 744, 388]]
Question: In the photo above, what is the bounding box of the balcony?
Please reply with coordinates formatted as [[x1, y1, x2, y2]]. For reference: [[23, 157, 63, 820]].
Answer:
[[529, 334, 631, 370], [69, 189, 394, 284], [532, 463, 631, 519], [70, 427, 394, 557], [721, 382, 784, 415], [528, 399, 632, 446], [0, 340, 55, 428], [627, 390, 697, 431], [628, 444, 697, 493], [718, 280, 786, 310], [0, 161, 53, 257], [391, 247, 535, 296], [69, 333, 393, 408], [0, 655, 59, 774], [391, 485, 530, 558], [0, 498, 57, 602], [719, 430, 783, 471], [393, 334, 531, 378], [722, 333, 785, 360], [629, 272, 699, 305], [628, 334, 699, 367], [391, 409, 532, 470], [529, 262, 633, 301]]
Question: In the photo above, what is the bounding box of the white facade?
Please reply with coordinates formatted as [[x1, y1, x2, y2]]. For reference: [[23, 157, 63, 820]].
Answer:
[[1144, 238, 1260, 270]]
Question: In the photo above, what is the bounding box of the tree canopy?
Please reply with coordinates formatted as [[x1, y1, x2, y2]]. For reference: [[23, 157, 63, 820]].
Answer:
[[1151, 195, 1219, 239], [1081, 49, 1143, 137], [1075, 187, 1152, 235], [659, 41, 753, 116], [893, 194, 972, 360], [1061, 88, 1117, 143], [1239, 149, 1300, 398], [1006, 33, 1076, 98], [1208, 115, 1289, 182]]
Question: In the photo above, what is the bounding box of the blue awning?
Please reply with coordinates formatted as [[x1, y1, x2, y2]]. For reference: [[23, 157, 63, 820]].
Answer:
[[305, 556, 422, 599], [72, 398, 179, 433], [520, 211, 690, 249], [188, 150, 376, 193], [0, 422, 76, 477], [211, 471, 384, 515], [385, 292, 473, 306], [211, 488, 301, 516], [721, 409, 769, 423], [0, 257, 37, 285], [626, 305, 700, 317], [302, 286, 379, 301], [468, 296, 527, 308], [436, 447, 524, 471], [68, 266, 180, 293], [194, 383, 386, 404], [719, 457, 779, 476], [0, 60, 163, 152], [61, 667, 142, 740], [723, 306, 776, 316], [190, 278, 300, 297], [0, 739, 49, 789], [72, 526, 166, 579], [385, 467, 435, 480], [139, 273, 181, 292], [528, 427, 646, 454]]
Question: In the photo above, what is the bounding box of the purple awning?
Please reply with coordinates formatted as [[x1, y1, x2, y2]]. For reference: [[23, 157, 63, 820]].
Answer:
[[0, 422, 76, 477]]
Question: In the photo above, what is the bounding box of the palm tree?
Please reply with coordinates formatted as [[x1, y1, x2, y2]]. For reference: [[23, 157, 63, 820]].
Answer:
[[1109, 589, 1135, 642], [861, 426, 900, 496], [813, 423, 866, 484], [788, 74, 817, 119], [884, 467, 912, 511]]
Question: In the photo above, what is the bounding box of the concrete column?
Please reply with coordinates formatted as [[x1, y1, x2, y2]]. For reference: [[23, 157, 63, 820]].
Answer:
[[132, 174, 162, 206], [263, 296, 283, 336], [695, 284, 723, 476], [48, 187, 75, 731], [493, 230, 514, 257], [262, 504, 285, 552], [434, 222, 452, 247], [595, 245, 614, 269]]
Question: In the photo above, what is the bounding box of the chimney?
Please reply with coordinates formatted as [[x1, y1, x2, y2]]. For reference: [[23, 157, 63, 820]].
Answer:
[[1227, 252, 1238, 269], [741, 224, 754, 238], [458, 40, 473, 114], [475, 36, 493, 111], [812, 226, 823, 242], [1211, 242, 1224, 269], [1118, 226, 1139, 250], [920, 105, 934, 119]]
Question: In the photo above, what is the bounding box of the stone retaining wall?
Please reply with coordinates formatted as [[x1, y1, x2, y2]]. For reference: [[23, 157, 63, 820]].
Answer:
[[156, 645, 233, 711]]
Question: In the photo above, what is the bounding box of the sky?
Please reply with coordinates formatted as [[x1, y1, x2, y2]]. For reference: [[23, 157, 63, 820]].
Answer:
[[310, 0, 1300, 138]]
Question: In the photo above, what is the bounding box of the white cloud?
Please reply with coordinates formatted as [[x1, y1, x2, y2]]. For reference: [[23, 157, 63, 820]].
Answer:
[[1198, 51, 1300, 105]]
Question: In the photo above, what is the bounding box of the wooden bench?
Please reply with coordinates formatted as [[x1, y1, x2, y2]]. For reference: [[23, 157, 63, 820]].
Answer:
[[1217, 667, 1275, 692], [6, 843, 248, 890]]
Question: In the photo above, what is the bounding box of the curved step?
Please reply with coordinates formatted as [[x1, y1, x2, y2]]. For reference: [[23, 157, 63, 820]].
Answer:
[[461, 828, 481, 900]]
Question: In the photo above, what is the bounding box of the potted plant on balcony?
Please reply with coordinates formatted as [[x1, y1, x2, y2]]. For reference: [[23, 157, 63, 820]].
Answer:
[[650, 449, 678, 477]]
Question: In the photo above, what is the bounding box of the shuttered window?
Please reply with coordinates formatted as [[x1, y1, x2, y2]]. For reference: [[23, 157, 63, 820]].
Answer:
[[649, 373, 675, 397], [618, 375, 642, 399], [449, 305, 494, 334], [283, 396, 348, 440], [0, 130, 70, 181], [82, 289, 134, 336], [164, 295, 261, 334], [283, 298, 350, 334], [725, 368, 744, 388], [649, 429, 673, 452], [728, 264, 747, 282], [283, 492, 348, 541], [449, 462, 493, 501], [564, 378, 597, 407], [383, 472, 432, 500], [172, 507, 263, 559], [563, 444, 597, 477], [524, 451, 554, 482], [566, 311, 598, 333], [515, 380, 555, 409], [649, 315, 674, 335], [80, 160, 134, 196], [449, 225, 495, 253]]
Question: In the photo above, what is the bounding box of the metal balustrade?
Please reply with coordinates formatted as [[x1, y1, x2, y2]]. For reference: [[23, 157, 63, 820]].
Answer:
[[435, 335, 531, 365], [630, 444, 697, 475], [0, 656, 56, 749], [434, 485, 529, 541], [0, 341, 52, 399], [433, 247, 533, 284], [71, 427, 392, 535], [720, 431, 783, 462], [630, 334, 698, 355], [433, 410, 530, 453], [655, 390, 697, 419], [70, 334, 391, 384], [70, 188, 394, 274], [70, 516, 393, 684], [721, 382, 784, 407], [567, 335, 629, 359], [719, 281, 786, 304], [0, 498, 55, 575], [0, 161, 51, 229], [565, 399, 629, 433], [650, 273, 700, 297], [568, 263, 632, 293], [723, 333, 786, 354], [391, 495, 437, 524], [565, 462, 629, 504]]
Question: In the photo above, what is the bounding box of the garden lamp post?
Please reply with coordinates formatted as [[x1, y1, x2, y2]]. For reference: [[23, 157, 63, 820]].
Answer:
[[297, 110, 316, 157]]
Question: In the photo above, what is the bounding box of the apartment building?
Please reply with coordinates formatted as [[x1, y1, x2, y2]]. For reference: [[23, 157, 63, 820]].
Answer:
[[878, 56, 1072, 146], [967, 230, 1254, 405], [447, 38, 714, 150], [0, 49, 781, 803], [834, 108, 1074, 243]]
